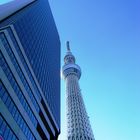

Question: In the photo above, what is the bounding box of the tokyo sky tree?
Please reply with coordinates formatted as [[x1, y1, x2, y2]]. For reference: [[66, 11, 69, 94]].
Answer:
[[62, 42, 95, 140]]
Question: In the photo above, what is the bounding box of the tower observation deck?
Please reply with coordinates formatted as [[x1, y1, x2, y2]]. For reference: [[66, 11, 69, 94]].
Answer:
[[62, 42, 95, 140]]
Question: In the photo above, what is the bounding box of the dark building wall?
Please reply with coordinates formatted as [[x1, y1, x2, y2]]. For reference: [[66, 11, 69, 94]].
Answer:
[[0, 0, 60, 139]]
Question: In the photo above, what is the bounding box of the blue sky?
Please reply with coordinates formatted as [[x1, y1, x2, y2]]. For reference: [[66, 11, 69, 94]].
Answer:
[[1, 0, 139, 140], [0, 0, 14, 5], [48, 0, 140, 140]]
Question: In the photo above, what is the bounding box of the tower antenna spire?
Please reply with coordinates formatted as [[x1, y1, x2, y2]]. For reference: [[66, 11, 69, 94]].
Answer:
[[66, 41, 70, 51]]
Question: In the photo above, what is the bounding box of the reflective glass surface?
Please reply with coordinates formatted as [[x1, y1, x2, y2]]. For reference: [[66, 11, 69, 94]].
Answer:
[[0, 80, 35, 140], [0, 0, 60, 127], [0, 50, 38, 128], [0, 115, 18, 140]]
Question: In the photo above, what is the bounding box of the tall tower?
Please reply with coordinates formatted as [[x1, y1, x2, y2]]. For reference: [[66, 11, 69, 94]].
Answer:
[[62, 42, 95, 140]]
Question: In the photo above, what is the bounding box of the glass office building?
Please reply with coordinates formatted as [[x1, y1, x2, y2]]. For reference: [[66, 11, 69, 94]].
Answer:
[[0, 0, 60, 139]]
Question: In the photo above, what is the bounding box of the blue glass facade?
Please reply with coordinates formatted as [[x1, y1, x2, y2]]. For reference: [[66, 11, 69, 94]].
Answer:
[[0, 0, 60, 139], [0, 115, 18, 140], [0, 80, 35, 140]]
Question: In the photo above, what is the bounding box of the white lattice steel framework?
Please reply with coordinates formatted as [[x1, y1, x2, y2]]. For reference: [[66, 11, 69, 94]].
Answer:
[[62, 42, 95, 140]]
